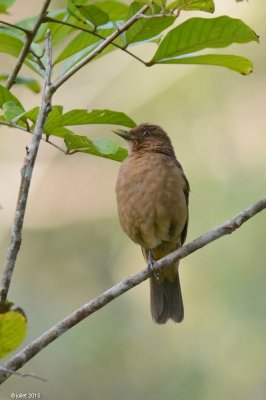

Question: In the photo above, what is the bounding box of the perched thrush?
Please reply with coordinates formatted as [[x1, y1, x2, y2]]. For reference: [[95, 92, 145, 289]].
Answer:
[[113, 124, 189, 324]]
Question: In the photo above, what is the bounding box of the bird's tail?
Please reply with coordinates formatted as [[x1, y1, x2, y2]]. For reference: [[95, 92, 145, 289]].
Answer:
[[150, 267, 184, 324]]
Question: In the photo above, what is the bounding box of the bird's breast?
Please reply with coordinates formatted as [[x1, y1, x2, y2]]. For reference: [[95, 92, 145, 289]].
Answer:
[[116, 153, 188, 250]]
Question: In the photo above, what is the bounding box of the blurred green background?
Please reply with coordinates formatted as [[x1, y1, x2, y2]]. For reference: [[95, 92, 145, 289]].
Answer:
[[0, 0, 266, 399]]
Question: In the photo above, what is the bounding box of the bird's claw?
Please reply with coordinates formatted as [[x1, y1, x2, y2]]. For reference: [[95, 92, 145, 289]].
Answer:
[[147, 250, 160, 281]]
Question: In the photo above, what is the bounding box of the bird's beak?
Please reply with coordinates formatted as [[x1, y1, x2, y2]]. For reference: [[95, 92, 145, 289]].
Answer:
[[111, 128, 133, 141]]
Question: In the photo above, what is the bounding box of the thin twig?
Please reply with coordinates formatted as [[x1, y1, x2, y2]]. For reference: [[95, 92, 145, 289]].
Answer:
[[0, 120, 66, 153], [28, 49, 46, 71], [0, 120, 30, 133], [43, 17, 149, 66], [0, 20, 31, 34], [137, 13, 176, 19], [0, 31, 54, 305], [46, 139, 66, 153], [52, 4, 149, 91], [5, 0, 51, 89], [0, 196, 265, 383], [0, 367, 46, 382]]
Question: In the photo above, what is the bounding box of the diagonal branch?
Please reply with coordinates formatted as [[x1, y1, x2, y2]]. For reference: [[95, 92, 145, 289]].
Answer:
[[5, 0, 51, 90], [52, 4, 149, 91], [0, 196, 265, 383], [0, 31, 53, 305]]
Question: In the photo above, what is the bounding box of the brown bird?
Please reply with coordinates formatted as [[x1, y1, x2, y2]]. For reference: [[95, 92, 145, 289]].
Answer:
[[113, 124, 189, 324]]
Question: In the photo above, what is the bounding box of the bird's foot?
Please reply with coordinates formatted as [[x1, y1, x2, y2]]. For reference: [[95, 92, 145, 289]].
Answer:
[[147, 250, 160, 281]]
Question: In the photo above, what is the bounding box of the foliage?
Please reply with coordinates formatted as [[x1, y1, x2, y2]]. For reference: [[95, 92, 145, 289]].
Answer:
[[0, 0, 259, 358], [0, 0, 258, 165], [149, 16, 259, 74], [0, 302, 26, 357]]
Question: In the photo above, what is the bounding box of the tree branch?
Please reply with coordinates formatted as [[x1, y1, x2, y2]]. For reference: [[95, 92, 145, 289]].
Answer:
[[52, 4, 149, 91], [0, 31, 53, 305], [5, 0, 51, 90], [0, 196, 265, 383]]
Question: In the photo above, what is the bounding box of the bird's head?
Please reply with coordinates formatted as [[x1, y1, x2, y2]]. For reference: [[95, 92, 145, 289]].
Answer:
[[112, 123, 175, 156]]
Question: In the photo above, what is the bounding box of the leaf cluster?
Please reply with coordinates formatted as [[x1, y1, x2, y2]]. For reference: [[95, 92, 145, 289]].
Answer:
[[0, 0, 259, 164]]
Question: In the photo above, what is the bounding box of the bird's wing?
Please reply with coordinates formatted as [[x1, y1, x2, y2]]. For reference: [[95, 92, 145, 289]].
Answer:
[[175, 160, 190, 246]]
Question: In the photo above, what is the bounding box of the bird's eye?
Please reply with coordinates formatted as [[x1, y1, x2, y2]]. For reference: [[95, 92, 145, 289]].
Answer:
[[142, 130, 149, 136]]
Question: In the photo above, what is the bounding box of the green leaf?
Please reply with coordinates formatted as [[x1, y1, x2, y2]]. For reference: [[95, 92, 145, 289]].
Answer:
[[18, 106, 39, 124], [0, 0, 16, 14], [15, 106, 136, 141], [61, 109, 136, 128], [0, 29, 45, 76], [57, 24, 120, 75], [95, 1, 128, 21], [64, 133, 99, 154], [3, 101, 24, 121], [51, 126, 76, 138], [18, 106, 64, 133], [126, 2, 175, 44], [58, 41, 102, 75], [0, 84, 24, 110], [152, 16, 259, 62], [166, 0, 215, 13], [158, 0, 167, 7], [54, 31, 99, 64], [37, 11, 70, 43], [64, 133, 128, 161], [17, 10, 83, 46], [68, 0, 88, 22], [0, 28, 43, 59], [44, 106, 64, 133], [14, 77, 41, 93], [34, 11, 75, 44], [0, 29, 24, 57], [0, 308, 27, 358], [94, 138, 128, 161], [67, 0, 108, 27], [0, 74, 41, 93], [15, 16, 37, 32], [137, 0, 156, 9], [155, 53, 254, 74], [78, 4, 109, 26]]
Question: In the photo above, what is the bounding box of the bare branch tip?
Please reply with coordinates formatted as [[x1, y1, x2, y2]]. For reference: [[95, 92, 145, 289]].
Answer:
[[44, 26, 52, 45]]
